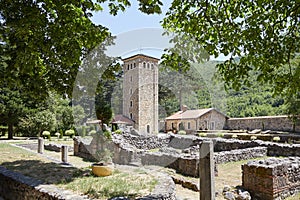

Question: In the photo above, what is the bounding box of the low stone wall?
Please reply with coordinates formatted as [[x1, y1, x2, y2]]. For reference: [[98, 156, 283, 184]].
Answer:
[[44, 143, 73, 152], [226, 115, 300, 132], [168, 134, 200, 149], [214, 147, 267, 164], [141, 152, 199, 177], [119, 133, 170, 150], [242, 157, 300, 200], [214, 138, 300, 157], [0, 166, 89, 200]]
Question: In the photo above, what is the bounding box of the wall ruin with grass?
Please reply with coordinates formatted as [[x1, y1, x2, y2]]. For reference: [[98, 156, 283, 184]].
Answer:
[[0, 166, 88, 200]]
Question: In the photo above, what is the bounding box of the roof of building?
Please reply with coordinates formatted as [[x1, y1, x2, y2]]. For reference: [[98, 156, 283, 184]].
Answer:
[[122, 54, 160, 62], [86, 119, 101, 124], [165, 108, 228, 120], [111, 114, 134, 125]]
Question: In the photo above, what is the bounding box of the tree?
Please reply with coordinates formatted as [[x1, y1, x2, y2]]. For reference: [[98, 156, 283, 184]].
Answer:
[[0, 0, 137, 99], [162, 0, 300, 111], [0, 87, 28, 139]]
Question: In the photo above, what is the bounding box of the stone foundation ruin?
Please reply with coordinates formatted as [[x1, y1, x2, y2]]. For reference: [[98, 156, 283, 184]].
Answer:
[[73, 131, 300, 199], [243, 157, 300, 200]]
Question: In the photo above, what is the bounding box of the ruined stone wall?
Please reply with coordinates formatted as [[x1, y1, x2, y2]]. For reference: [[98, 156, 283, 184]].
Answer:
[[242, 157, 300, 200], [226, 115, 300, 132], [0, 166, 89, 200], [116, 132, 171, 150], [44, 143, 73, 152], [214, 147, 267, 164]]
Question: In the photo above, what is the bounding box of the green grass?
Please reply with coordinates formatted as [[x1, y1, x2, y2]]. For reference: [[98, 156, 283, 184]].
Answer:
[[59, 170, 157, 199], [0, 142, 158, 199], [286, 193, 300, 200]]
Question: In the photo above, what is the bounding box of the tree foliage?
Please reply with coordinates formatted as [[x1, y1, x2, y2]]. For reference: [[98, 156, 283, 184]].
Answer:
[[162, 0, 300, 115]]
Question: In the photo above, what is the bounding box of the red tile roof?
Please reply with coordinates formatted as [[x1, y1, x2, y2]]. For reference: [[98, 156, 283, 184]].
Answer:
[[165, 108, 228, 120], [111, 114, 134, 125]]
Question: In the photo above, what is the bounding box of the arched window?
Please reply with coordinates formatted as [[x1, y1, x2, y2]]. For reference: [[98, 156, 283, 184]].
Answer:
[[143, 62, 146, 68], [147, 63, 150, 69], [134, 63, 136, 68], [188, 122, 191, 129], [130, 63, 133, 69], [151, 64, 154, 69], [127, 64, 129, 70]]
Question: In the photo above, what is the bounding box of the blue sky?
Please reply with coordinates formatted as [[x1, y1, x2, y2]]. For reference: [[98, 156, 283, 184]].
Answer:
[[91, 1, 228, 61], [91, 1, 171, 35]]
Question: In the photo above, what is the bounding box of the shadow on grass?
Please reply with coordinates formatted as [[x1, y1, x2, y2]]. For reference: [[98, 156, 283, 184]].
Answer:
[[1, 159, 88, 185]]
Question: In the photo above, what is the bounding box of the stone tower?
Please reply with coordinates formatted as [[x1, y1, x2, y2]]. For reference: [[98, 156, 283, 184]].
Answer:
[[122, 54, 159, 134]]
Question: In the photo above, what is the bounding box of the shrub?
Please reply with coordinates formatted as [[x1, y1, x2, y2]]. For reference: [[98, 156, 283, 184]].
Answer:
[[54, 132, 60, 139], [65, 129, 75, 138], [89, 130, 97, 135], [273, 136, 280, 142], [250, 136, 257, 140], [199, 132, 207, 137], [103, 130, 112, 140], [114, 129, 122, 134], [178, 130, 186, 135], [42, 131, 51, 140], [216, 132, 224, 137], [232, 134, 238, 139]]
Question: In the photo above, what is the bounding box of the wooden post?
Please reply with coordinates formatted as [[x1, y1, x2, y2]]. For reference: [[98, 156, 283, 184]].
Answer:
[[199, 140, 215, 200], [38, 138, 44, 154], [61, 145, 68, 163]]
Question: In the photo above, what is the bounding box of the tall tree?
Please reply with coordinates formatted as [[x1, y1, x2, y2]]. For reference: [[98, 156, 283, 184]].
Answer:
[[0, 87, 30, 139], [0, 0, 140, 99], [162, 0, 300, 113]]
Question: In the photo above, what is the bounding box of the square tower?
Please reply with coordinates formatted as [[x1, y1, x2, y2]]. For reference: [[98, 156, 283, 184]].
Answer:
[[122, 54, 159, 134]]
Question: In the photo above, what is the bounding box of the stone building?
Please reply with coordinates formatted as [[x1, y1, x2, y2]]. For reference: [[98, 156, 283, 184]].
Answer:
[[165, 106, 228, 133], [122, 54, 159, 134]]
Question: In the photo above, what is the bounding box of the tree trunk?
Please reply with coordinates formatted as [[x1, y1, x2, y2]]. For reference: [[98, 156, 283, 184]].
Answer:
[[8, 123, 13, 139]]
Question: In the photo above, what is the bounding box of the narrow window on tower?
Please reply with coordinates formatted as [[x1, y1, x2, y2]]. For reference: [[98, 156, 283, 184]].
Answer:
[[130, 76, 132, 82], [130, 63, 133, 69], [134, 63, 136, 68], [130, 113, 133, 119], [127, 64, 129, 70], [130, 88, 132, 94], [147, 125, 150, 133], [130, 101, 133, 107]]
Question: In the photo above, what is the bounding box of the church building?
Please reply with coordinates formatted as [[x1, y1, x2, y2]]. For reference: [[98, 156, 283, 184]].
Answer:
[[122, 54, 159, 134]]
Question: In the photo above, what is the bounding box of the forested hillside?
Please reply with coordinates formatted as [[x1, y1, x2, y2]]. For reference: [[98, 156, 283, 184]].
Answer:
[[158, 61, 287, 118]]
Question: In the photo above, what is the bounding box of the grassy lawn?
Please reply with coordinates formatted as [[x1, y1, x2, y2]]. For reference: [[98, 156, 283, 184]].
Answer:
[[0, 142, 157, 199]]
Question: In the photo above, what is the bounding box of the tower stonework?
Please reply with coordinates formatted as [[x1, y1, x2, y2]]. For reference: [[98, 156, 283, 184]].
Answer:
[[122, 54, 159, 134]]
